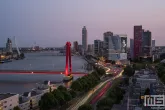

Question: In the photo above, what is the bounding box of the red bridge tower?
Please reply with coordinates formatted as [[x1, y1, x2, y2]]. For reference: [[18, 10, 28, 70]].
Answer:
[[65, 42, 72, 76]]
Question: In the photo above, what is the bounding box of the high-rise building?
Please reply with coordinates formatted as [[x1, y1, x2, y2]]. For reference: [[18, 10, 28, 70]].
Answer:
[[110, 35, 121, 51], [142, 30, 151, 57], [104, 32, 124, 61], [73, 41, 78, 52], [6, 38, 12, 53], [103, 31, 113, 59], [134, 25, 143, 59], [130, 39, 134, 60], [152, 39, 155, 51], [82, 26, 87, 53], [94, 40, 101, 55]]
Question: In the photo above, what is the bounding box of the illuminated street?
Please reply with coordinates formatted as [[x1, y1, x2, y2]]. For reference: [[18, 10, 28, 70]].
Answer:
[[67, 67, 123, 110]]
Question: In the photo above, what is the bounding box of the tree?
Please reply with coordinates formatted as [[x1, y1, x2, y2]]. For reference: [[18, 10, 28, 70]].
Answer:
[[123, 66, 134, 77], [160, 53, 165, 60], [70, 80, 83, 91], [52, 89, 65, 105], [78, 104, 93, 110], [39, 93, 58, 110], [62, 91, 72, 102], [58, 85, 67, 91], [96, 67, 106, 76], [69, 90, 77, 98], [13, 106, 21, 110], [144, 88, 150, 95], [97, 98, 114, 110]]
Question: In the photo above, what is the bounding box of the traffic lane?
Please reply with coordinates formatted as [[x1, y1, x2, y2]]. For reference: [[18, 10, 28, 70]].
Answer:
[[90, 81, 111, 104]]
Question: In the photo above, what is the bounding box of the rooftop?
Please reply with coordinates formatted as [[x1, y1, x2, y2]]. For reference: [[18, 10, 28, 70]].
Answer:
[[0, 93, 17, 100], [111, 104, 127, 110], [23, 91, 41, 97]]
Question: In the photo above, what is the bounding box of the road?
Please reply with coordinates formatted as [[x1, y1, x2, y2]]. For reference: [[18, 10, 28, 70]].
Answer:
[[67, 69, 123, 110]]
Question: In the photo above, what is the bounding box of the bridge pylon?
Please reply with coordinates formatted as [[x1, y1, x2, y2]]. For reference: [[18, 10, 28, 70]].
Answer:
[[63, 42, 73, 82]]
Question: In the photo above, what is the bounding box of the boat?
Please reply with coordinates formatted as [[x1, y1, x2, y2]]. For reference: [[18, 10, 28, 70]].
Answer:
[[63, 74, 73, 82]]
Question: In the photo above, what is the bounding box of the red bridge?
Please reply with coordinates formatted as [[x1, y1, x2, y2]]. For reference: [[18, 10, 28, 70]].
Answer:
[[0, 70, 87, 76]]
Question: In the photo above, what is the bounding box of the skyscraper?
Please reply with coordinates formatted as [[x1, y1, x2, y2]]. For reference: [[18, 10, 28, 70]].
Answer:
[[142, 30, 151, 57], [94, 40, 101, 55], [130, 39, 134, 60], [134, 25, 142, 59], [103, 31, 113, 59], [82, 26, 87, 53], [152, 39, 155, 51]]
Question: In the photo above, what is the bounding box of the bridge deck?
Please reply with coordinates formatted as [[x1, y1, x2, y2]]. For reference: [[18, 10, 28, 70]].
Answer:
[[0, 70, 87, 75]]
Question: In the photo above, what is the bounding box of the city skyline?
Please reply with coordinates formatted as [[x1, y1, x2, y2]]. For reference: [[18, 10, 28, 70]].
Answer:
[[0, 0, 165, 47]]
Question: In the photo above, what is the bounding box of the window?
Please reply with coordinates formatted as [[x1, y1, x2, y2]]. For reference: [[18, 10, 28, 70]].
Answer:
[[3, 101, 7, 103], [10, 104, 12, 106]]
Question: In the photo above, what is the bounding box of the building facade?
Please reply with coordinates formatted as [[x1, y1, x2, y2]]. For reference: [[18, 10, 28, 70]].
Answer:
[[6, 38, 12, 53], [0, 93, 19, 110], [103, 31, 113, 60], [87, 44, 93, 53], [134, 25, 143, 59], [73, 41, 78, 52], [82, 26, 88, 53], [152, 39, 155, 51], [142, 30, 152, 57], [119, 35, 127, 53], [94, 40, 101, 55]]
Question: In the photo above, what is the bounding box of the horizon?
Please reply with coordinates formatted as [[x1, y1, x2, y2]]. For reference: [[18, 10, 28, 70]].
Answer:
[[0, 0, 165, 47]]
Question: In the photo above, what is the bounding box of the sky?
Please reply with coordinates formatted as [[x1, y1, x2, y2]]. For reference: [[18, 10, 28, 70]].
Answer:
[[0, 0, 165, 47]]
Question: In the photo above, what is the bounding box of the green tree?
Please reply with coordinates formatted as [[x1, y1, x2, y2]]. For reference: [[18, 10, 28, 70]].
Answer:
[[123, 66, 134, 77], [96, 68, 106, 76], [69, 90, 77, 98], [13, 106, 21, 110], [57, 85, 67, 91], [91, 71, 100, 80], [52, 89, 65, 106], [78, 104, 93, 110], [70, 80, 83, 91], [62, 91, 72, 102], [39, 93, 58, 110]]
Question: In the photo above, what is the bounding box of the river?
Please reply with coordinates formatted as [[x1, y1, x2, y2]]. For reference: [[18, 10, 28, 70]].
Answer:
[[0, 52, 87, 94]]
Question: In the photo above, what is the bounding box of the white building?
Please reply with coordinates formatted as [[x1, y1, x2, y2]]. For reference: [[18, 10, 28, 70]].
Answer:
[[0, 93, 19, 110], [19, 91, 43, 110], [19, 81, 56, 110]]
